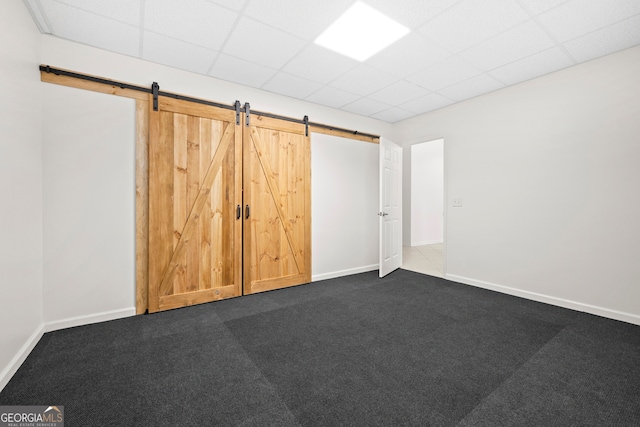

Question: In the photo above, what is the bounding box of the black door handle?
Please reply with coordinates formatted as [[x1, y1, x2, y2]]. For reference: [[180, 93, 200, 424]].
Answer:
[[236, 205, 241, 220], [245, 205, 250, 219]]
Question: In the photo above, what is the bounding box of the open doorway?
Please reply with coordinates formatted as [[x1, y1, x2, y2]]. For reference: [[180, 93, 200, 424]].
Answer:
[[402, 138, 444, 277]]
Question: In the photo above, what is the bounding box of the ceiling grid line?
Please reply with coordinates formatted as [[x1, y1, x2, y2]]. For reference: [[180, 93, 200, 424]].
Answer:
[[514, 0, 577, 64], [205, 0, 250, 76], [55, 0, 138, 27], [559, 11, 640, 56]]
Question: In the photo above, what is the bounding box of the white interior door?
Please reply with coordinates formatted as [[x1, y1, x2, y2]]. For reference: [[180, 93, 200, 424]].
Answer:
[[379, 137, 402, 277]]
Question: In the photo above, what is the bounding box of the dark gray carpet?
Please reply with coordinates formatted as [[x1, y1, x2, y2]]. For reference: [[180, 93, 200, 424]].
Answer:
[[1, 269, 639, 426]]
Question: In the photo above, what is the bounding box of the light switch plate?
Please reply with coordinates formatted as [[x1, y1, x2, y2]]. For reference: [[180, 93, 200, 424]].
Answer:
[[453, 197, 463, 207]]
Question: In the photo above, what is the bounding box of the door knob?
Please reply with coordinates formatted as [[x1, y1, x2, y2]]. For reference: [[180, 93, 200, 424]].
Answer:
[[378, 212, 389, 216]]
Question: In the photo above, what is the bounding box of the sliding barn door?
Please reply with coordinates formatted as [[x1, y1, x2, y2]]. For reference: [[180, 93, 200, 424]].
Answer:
[[148, 97, 242, 312], [243, 114, 311, 294]]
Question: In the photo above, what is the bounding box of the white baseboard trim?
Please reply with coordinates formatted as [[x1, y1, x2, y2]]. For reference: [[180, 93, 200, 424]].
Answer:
[[411, 240, 443, 247], [45, 307, 136, 333], [0, 323, 45, 392], [446, 274, 640, 326], [1, 308, 136, 392], [312, 264, 379, 282]]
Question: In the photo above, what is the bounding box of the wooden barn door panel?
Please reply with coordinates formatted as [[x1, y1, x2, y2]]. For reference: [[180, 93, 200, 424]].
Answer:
[[148, 97, 242, 312], [243, 115, 311, 294]]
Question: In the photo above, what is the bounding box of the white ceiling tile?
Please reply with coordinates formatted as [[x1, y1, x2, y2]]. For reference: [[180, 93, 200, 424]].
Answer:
[[243, 0, 351, 40], [329, 65, 397, 96], [205, 0, 247, 12], [366, 32, 450, 78], [400, 93, 454, 114], [56, 0, 141, 26], [283, 45, 358, 84], [144, 0, 237, 50], [437, 73, 504, 101], [517, 0, 571, 15], [537, 0, 640, 43], [407, 56, 481, 91], [489, 47, 573, 85], [368, 80, 430, 104], [563, 14, 640, 63], [209, 54, 277, 88], [40, 1, 140, 56], [304, 86, 360, 109], [460, 21, 555, 71], [262, 73, 324, 99], [341, 98, 391, 116], [223, 17, 306, 69], [365, 0, 463, 29], [142, 32, 217, 75], [371, 107, 416, 123], [418, 0, 529, 52]]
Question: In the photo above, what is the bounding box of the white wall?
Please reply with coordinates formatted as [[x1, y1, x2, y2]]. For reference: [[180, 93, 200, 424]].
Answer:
[[394, 45, 640, 325], [42, 85, 136, 329], [312, 134, 379, 280], [410, 139, 444, 246], [0, 0, 44, 391]]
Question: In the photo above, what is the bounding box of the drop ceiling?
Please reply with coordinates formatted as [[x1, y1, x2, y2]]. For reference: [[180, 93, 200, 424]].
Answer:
[[24, 0, 640, 123]]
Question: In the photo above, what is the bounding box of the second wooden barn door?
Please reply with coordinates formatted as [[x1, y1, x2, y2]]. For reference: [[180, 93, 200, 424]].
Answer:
[[148, 97, 242, 313], [243, 114, 311, 295]]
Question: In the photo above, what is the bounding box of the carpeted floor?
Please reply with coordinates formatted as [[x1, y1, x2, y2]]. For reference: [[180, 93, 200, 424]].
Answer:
[[1, 269, 639, 426]]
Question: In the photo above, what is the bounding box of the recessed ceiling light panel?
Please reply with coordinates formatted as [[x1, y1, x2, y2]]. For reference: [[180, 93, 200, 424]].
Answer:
[[314, 1, 410, 62]]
